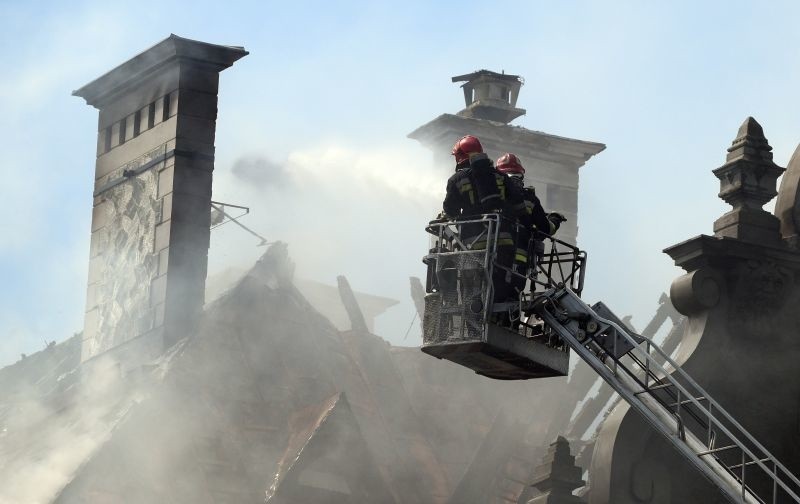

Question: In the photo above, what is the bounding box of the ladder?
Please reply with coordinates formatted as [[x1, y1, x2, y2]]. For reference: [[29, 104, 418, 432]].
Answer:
[[531, 287, 800, 504]]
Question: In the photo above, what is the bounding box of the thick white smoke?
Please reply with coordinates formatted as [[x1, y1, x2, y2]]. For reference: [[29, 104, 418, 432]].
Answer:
[[209, 141, 445, 344], [0, 357, 129, 504], [286, 145, 444, 202]]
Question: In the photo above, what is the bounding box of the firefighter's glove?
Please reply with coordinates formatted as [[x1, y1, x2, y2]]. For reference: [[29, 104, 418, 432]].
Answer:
[[547, 212, 567, 234]]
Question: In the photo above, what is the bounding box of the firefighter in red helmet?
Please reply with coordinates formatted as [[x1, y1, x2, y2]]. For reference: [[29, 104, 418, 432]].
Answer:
[[441, 136, 521, 309], [496, 153, 567, 294], [442, 135, 482, 219], [444, 135, 519, 217], [496, 153, 566, 235], [451, 134, 483, 169]]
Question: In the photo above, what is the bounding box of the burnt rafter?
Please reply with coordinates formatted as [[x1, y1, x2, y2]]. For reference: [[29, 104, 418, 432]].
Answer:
[[336, 276, 369, 334]]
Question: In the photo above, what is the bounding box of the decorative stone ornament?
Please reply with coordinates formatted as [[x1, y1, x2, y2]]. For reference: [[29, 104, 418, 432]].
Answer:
[[528, 436, 584, 504], [712, 117, 785, 245]]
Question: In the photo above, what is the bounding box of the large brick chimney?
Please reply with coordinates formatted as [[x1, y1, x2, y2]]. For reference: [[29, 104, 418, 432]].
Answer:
[[74, 35, 247, 364]]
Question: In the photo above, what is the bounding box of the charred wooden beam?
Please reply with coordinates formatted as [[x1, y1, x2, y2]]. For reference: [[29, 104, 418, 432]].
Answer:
[[336, 276, 369, 333]]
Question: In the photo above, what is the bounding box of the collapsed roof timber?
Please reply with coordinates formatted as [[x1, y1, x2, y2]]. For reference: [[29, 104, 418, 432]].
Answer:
[[1, 243, 648, 503]]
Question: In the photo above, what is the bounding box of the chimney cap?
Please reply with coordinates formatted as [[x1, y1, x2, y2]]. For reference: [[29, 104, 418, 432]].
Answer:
[[73, 34, 248, 108], [451, 69, 525, 123], [451, 69, 522, 83]]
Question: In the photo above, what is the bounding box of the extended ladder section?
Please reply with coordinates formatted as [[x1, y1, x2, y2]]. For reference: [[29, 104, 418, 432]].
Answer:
[[532, 287, 800, 504]]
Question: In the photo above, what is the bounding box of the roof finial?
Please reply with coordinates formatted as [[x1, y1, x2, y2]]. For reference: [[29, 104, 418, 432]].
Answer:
[[527, 436, 584, 502], [712, 117, 784, 244]]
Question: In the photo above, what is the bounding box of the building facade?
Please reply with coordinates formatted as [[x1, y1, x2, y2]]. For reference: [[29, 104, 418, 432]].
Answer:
[[408, 69, 605, 244]]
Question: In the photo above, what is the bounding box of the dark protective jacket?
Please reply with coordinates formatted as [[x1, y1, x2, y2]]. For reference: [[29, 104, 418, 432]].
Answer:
[[523, 187, 553, 235], [468, 153, 506, 213], [443, 154, 522, 218], [506, 177, 550, 232], [443, 168, 478, 219], [442, 166, 487, 249], [505, 177, 554, 273]]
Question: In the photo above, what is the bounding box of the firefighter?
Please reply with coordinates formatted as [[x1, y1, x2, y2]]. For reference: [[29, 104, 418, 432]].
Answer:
[[442, 135, 482, 220], [442, 136, 521, 312], [496, 153, 567, 296]]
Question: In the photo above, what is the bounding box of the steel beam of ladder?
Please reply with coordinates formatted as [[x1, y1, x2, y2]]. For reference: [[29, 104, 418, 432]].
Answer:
[[532, 287, 800, 504]]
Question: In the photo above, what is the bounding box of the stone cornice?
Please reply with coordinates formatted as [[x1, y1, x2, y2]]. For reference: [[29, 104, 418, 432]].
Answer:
[[408, 113, 605, 166], [664, 234, 799, 272], [73, 34, 248, 109]]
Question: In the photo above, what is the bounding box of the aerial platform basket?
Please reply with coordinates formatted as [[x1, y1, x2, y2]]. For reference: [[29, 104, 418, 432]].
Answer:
[[421, 317, 569, 380], [421, 214, 585, 380]]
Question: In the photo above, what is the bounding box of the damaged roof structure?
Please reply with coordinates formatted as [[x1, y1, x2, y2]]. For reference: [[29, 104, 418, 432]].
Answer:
[[0, 244, 581, 503]]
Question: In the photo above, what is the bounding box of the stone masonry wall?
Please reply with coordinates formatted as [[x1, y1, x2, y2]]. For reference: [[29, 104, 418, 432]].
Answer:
[[76, 35, 247, 364]]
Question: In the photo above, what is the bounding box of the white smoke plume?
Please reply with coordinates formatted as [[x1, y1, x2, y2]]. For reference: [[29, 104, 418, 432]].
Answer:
[[0, 356, 131, 504], [285, 144, 444, 202], [209, 141, 445, 344]]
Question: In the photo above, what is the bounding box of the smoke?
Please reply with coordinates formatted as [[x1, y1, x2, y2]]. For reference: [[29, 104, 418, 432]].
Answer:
[[228, 144, 444, 203], [231, 156, 290, 189], [210, 141, 444, 344], [0, 356, 130, 504], [284, 144, 444, 203]]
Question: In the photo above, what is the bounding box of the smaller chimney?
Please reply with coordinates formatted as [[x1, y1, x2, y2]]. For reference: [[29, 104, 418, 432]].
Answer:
[[452, 69, 525, 124]]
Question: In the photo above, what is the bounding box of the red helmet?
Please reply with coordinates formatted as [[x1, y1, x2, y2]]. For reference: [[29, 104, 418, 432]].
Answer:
[[496, 153, 525, 175], [451, 135, 483, 165]]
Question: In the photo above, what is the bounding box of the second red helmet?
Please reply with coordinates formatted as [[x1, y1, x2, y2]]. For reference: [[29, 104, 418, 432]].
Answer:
[[451, 135, 483, 165], [496, 153, 525, 175]]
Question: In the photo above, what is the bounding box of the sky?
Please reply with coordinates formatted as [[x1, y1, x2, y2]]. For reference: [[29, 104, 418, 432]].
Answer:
[[2, 0, 800, 368]]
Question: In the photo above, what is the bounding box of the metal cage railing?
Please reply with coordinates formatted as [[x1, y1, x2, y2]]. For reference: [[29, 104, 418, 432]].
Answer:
[[422, 213, 586, 347]]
